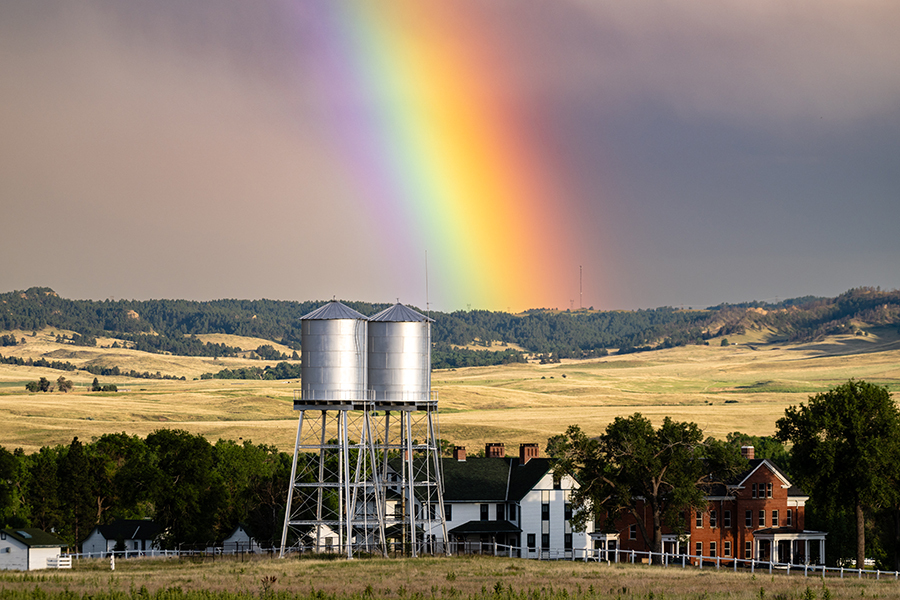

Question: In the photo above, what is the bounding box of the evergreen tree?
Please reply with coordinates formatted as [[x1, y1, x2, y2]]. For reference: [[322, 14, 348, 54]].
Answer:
[[58, 437, 96, 548], [25, 447, 62, 532]]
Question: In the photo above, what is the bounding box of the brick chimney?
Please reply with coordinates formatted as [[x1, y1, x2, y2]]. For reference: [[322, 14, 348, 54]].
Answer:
[[453, 446, 466, 461], [519, 443, 539, 465], [741, 446, 755, 460], [485, 443, 505, 458]]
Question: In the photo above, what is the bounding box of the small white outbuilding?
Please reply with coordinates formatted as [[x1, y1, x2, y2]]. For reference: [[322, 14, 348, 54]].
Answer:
[[222, 524, 263, 554], [0, 528, 67, 571]]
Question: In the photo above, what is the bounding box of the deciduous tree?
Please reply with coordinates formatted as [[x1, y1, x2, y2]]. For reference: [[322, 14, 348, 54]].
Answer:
[[56, 376, 73, 393], [776, 379, 900, 569], [548, 414, 745, 560], [145, 429, 225, 548]]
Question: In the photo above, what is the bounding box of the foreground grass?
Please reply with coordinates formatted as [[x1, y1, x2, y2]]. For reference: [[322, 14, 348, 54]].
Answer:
[[0, 555, 894, 600]]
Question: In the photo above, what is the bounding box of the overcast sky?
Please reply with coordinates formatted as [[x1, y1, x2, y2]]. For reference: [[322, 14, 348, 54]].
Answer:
[[2, 1, 898, 312]]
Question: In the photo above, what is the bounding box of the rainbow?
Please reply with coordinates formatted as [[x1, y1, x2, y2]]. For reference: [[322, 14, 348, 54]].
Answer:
[[304, 1, 582, 311]]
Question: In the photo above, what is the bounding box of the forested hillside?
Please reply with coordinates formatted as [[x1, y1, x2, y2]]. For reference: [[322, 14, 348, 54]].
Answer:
[[2, 287, 899, 366]]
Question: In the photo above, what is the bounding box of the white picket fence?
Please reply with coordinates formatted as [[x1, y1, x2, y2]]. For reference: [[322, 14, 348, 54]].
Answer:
[[47, 555, 72, 569], [62, 543, 900, 582]]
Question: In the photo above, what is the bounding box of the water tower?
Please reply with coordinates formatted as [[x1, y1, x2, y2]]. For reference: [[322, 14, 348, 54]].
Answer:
[[279, 301, 446, 558]]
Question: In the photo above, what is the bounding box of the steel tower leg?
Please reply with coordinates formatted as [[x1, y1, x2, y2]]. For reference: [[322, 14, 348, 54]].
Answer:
[[428, 404, 450, 555], [366, 409, 389, 556], [315, 411, 327, 551], [279, 410, 305, 557], [405, 410, 417, 557]]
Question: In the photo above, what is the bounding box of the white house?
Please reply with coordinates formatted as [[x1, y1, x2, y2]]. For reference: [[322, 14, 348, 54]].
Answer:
[[81, 520, 159, 557], [0, 528, 67, 570], [436, 443, 593, 558]]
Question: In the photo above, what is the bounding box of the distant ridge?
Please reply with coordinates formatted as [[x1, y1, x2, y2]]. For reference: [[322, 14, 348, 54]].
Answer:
[[1, 286, 899, 359]]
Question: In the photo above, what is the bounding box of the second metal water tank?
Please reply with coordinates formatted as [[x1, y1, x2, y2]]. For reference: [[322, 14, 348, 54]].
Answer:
[[367, 303, 433, 404]]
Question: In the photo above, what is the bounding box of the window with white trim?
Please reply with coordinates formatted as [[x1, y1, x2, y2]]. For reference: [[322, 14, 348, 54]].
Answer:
[[696, 511, 703, 528], [724, 510, 731, 528], [710, 510, 717, 528], [724, 541, 732, 557], [786, 509, 792, 527], [709, 541, 717, 558]]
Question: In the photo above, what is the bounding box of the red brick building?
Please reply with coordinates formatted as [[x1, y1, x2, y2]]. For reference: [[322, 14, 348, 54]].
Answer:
[[591, 447, 827, 565]]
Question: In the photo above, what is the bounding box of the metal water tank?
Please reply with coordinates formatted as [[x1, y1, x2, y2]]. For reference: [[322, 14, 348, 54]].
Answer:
[[299, 300, 368, 404], [367, 303, 433, 404]]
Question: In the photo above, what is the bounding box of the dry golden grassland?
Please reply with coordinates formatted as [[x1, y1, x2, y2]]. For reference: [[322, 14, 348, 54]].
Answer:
[[0, 554, 894, 600], [0, 327, 899, 454]]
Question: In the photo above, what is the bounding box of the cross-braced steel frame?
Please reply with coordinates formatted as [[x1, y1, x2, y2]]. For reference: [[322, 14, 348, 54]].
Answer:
[[279, 394, 447, 559]]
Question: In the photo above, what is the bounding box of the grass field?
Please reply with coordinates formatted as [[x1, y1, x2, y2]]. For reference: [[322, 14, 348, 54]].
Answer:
[[1, 326, 899, 454], [0, 554, 894, 600]]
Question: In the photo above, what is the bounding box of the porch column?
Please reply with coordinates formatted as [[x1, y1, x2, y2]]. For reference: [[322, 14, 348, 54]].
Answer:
[[819, 539, 825, 565]]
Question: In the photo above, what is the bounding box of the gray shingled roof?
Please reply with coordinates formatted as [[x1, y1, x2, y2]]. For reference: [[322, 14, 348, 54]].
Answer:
[[3, 528, 66, 548], [441, 457, 551, 503], [88, 520, 159, 543], [301, 301, 368, 321], [369, 303, 433, 323]]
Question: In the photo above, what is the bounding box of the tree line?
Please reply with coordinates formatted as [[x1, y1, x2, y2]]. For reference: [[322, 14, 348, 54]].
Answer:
[[200, 361, 303, 380], [0, 354, 187, 382], [6, 287, 898, 361], [0, 432, 295, 550]]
